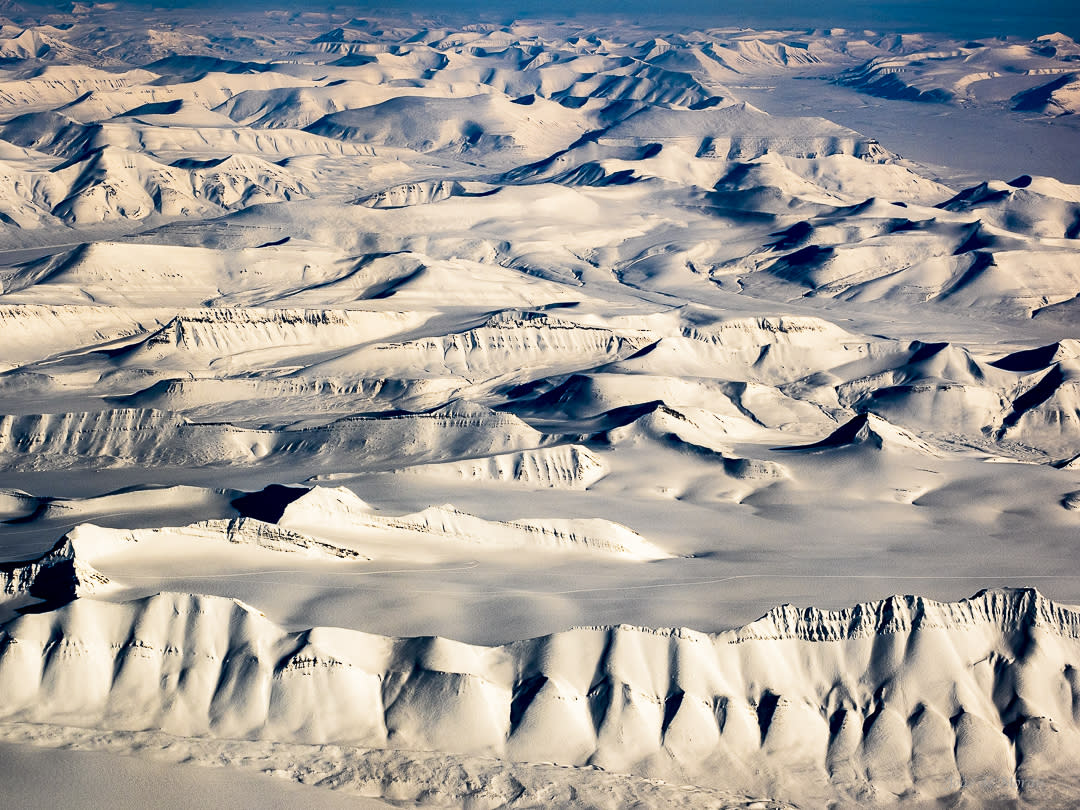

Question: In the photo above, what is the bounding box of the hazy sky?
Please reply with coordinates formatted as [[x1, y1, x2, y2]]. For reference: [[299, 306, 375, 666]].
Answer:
[[91, 0, 1080, 40], [364, 0, 1079, 39]]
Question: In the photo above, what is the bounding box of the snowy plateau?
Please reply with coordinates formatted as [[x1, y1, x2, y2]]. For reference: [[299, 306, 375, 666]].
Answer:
[[0, 2, 1078, 808]]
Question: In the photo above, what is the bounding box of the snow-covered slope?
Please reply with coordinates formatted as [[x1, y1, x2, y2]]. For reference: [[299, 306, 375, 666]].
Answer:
[[277, 485, 671, 559], [389, 443, 608, 488], [836, 35, 1080, 113], [0, 404, 552, 472], [0, 11, 1078, 810], [0, 142, 307, 227], [0, 588, 1077, 806], [1, 518, 365, 602]]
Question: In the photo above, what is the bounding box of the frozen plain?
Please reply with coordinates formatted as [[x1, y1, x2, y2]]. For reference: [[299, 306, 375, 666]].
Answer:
[[0, 2, 1079, 807]]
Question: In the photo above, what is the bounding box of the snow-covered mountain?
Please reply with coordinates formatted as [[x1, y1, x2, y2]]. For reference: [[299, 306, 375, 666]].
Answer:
[[0, 9, 1077, 809], [1, 588, 1078, 806]]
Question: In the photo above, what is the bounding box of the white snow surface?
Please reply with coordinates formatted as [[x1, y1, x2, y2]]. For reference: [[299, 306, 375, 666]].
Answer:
[[0, 8, 1078, 809], [1, 588, 1079, 807]]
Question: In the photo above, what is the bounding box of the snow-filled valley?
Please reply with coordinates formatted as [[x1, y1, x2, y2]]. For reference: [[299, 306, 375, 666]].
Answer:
[[0, 3, 1079, 808]]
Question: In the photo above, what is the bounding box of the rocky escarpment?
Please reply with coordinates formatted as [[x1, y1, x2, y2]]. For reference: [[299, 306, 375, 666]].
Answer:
[[0, 537, 108, 603], [277, 485, 671, 559], [0, 517, 365, 602], [0, 403, 553, 472], [0, 588, 1078, 806], [733, 586, 1080, 641]]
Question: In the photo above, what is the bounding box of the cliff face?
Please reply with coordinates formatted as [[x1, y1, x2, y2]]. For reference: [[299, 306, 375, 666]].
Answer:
[[0, 517, 365, 604], [0, 403, 550, 472], [1, 588, 1078, 805], [277, 485, 672, 560], [0, 537, 108, 601], [732, 587, 1080, 642]]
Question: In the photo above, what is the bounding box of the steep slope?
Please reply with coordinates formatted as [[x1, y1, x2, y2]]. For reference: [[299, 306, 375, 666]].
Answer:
[[598, 102, 890, 161], [0, 66, 157, 113], [0, 109, 376, 162], [0, 304, 164, 371], [996, 358, 1080, 454], [0, 589, 1077, 806], [607, 314, 881, 386], [938, 174, 1080, 239], [800, 339, 1080, 458], [277, 485, 671, 559], [2, 244, 359, 305], [738, 206, 1080, 317], [1012, 72, 1080, 116], [303, 311, 653, 386], [389, 443, 608, 489], [836, 37, 1080, 110], [0, 141, 307, 227], [0, 15, 1078, 809], [305, 92, 591, 162], [780, 412, 939, 454], [1, 518, 365, 601], [0, 404, 553, 472]]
